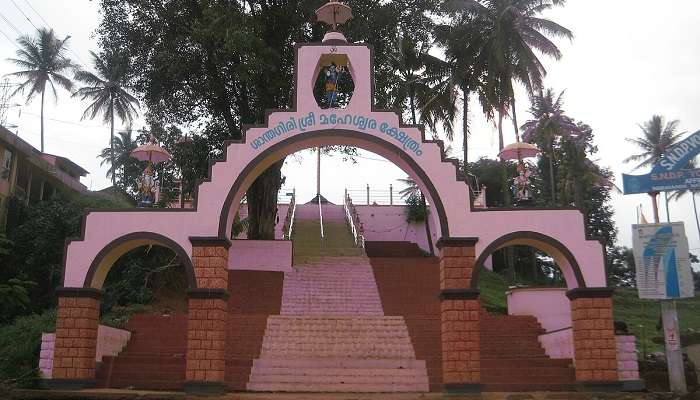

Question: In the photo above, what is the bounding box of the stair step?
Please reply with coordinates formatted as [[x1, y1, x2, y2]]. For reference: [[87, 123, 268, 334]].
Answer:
[[247, 382, 428, 392]]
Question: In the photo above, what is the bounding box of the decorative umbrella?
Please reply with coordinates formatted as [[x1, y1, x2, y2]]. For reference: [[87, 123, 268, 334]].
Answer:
[[498, 142, 540, 161], [131, 135, 171, 164], [316, 0, 353, 30]]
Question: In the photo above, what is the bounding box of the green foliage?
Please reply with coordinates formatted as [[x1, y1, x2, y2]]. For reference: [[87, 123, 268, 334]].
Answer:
[[613, 289, 700, 355], [100, 304, 153, 329], [478, 268, 508, 314], [607, 246, 636, 287], [0, 310, 56, 389], [404, 194, 428, 223], [3, 193, 127, 319], [466, 158, 518, 207], [0, 279, 36, 325]]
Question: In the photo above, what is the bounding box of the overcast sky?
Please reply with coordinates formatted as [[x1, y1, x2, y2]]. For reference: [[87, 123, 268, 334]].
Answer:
[[1, 0, 700, 256]]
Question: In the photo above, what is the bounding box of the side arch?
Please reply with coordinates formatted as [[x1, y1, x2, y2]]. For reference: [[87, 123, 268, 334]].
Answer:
[[82, 232, 196, 289], [216, 129, 454, 240], [471, 231, 587, 289]]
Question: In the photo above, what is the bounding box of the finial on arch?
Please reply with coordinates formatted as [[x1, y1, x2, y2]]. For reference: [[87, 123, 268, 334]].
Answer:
[[315, 0, 353, 31]]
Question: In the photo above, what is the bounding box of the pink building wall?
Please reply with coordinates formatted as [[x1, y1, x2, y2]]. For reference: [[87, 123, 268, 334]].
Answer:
[[229, 240, 292, 272], [61, 32, 607, 295], [506, 288, 573, 359], [355, 205, 439, 254]]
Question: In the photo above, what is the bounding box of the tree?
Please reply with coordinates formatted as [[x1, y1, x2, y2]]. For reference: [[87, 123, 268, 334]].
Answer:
[[5, 28, 74, 152], [624, 115, 685, 170], [97, 0, 440, 238], [448, 0, 572, 148], [432, 13, 489, 164], [397, 176, 435, 256], [624, 115, 685, 220], [74, 51, 140, 185], [98, 129, 141, 194]]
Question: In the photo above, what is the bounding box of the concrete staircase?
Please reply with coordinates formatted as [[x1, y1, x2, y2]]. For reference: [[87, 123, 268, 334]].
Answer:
[[481, 314, 576, 391], [248, 204, 429, 392]]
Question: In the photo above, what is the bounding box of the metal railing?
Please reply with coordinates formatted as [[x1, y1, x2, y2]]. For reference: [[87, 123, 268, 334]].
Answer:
[[344, 191, 365, 248], [346, 184, 407, 206], [318, 194, 324, 239], [282, 189, 296, 240]]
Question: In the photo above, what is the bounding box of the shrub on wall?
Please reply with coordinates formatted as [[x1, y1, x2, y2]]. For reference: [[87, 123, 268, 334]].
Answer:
[[0, 309, 55, 390]]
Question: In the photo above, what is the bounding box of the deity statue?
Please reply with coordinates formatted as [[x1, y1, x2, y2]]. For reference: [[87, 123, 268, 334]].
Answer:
[[513, 163, 532, 203], [324, 63, 345, 108], [138, 164, 158, 207]]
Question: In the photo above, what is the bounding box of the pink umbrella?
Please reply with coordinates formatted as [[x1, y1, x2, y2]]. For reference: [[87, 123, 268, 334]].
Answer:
[[316, 0, 353, 30], [498, 142, 540, 161], [131, 136, 171, 164]]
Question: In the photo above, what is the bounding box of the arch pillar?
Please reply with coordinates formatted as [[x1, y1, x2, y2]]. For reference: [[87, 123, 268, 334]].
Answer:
[[567, 288, 623, 391], [184, 237, 231, 396], [437, 237, 481, 395], [44, 288, 102, 389]]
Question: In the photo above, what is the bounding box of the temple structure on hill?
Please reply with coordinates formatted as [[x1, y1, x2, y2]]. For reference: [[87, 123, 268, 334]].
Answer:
[[40, 1, 642, 395]]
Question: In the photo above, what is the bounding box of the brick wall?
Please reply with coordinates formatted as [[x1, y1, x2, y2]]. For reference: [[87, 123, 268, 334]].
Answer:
[[437, 238, 480, 392], [441, 298, 480, 385], [192, 246, 228, 289], [568, 290, 618, 382], [185, 298, 228, 382], [52, 296, 100, 380]]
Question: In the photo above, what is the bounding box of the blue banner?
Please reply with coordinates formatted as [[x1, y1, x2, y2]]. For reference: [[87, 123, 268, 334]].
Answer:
[[623, 129, 700, 194]]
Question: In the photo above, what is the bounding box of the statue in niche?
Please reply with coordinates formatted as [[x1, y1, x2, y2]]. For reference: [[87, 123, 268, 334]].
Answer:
[[324, 63, 346, 108]]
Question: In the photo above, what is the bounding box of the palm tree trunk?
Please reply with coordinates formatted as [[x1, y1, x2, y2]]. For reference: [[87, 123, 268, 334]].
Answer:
[[498, 108, 504, 151], [549, 137, 556, 204], [110, 98, 116, 186], [420, 193, 434, 256], [40, 87, 45, 153], [463, 89, 469, 165], [409, 84, 417, 125], [511, 98, 520, 142]]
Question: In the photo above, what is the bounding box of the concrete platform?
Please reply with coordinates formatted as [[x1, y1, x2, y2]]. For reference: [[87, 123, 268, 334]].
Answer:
[[8, 388, 667, 400]]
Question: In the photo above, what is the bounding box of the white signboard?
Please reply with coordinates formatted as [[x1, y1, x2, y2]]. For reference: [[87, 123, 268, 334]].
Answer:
[[632, 222, 695, 299]]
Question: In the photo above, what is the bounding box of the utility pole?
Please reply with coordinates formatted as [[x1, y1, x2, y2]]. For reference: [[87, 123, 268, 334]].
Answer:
[[650, 192, 687, 394]]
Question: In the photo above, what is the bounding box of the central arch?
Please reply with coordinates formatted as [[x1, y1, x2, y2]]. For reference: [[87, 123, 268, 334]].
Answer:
[[217, 129, 454, 241]]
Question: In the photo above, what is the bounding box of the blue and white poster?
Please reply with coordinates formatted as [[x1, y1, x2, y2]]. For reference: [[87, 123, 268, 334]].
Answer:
[[632, 223, 695, 299]]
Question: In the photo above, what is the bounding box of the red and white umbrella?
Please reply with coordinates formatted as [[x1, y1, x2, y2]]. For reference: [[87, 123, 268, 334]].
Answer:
[[498, 142, 540, 161], [131, 136, 171, 164], [316, 0, 352, 29]]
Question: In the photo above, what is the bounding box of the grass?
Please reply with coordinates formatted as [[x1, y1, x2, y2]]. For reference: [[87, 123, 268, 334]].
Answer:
[[292, 220, 364, 264], [478, 269, 700, 354]]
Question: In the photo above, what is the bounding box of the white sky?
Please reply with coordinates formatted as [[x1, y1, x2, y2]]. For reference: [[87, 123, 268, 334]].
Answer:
[[1, 0, 700, 256]]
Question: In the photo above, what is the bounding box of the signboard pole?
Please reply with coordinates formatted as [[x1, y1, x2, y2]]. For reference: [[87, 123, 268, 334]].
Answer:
[[651, 200, 688, 394], [661, 300, 687, 393]]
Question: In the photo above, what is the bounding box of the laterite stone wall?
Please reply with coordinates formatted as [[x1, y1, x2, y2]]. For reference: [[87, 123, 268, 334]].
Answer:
[[186, 298, 228, 382], [52, 296, 100, 380], [192, 246, 229, 289], [570, 295, 618, 382], [437, 239, 480, 391], [441, 298, 480, 384]]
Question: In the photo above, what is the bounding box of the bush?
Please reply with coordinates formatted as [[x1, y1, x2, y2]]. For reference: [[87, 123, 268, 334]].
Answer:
[[101, 304, 153, 329], [0, 310, 56, 390]]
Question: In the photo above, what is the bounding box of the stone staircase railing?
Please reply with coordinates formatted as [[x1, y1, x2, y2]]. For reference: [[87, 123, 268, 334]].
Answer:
[[343, 190, 365, 248]]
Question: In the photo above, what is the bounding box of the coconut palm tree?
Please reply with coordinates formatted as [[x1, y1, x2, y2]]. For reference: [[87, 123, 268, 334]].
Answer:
[[397, 176, 435, 256], [431, 15, 489, 164], [624, 116, 685, 170], [5, 28, 74, 152], [448, 0, 572, 147], [624, 115, 685, 221], [522, 89, 579, 203], [74, 50, 139, 185], [390, 35, 457, 140], [98, 129, 140, 191]]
